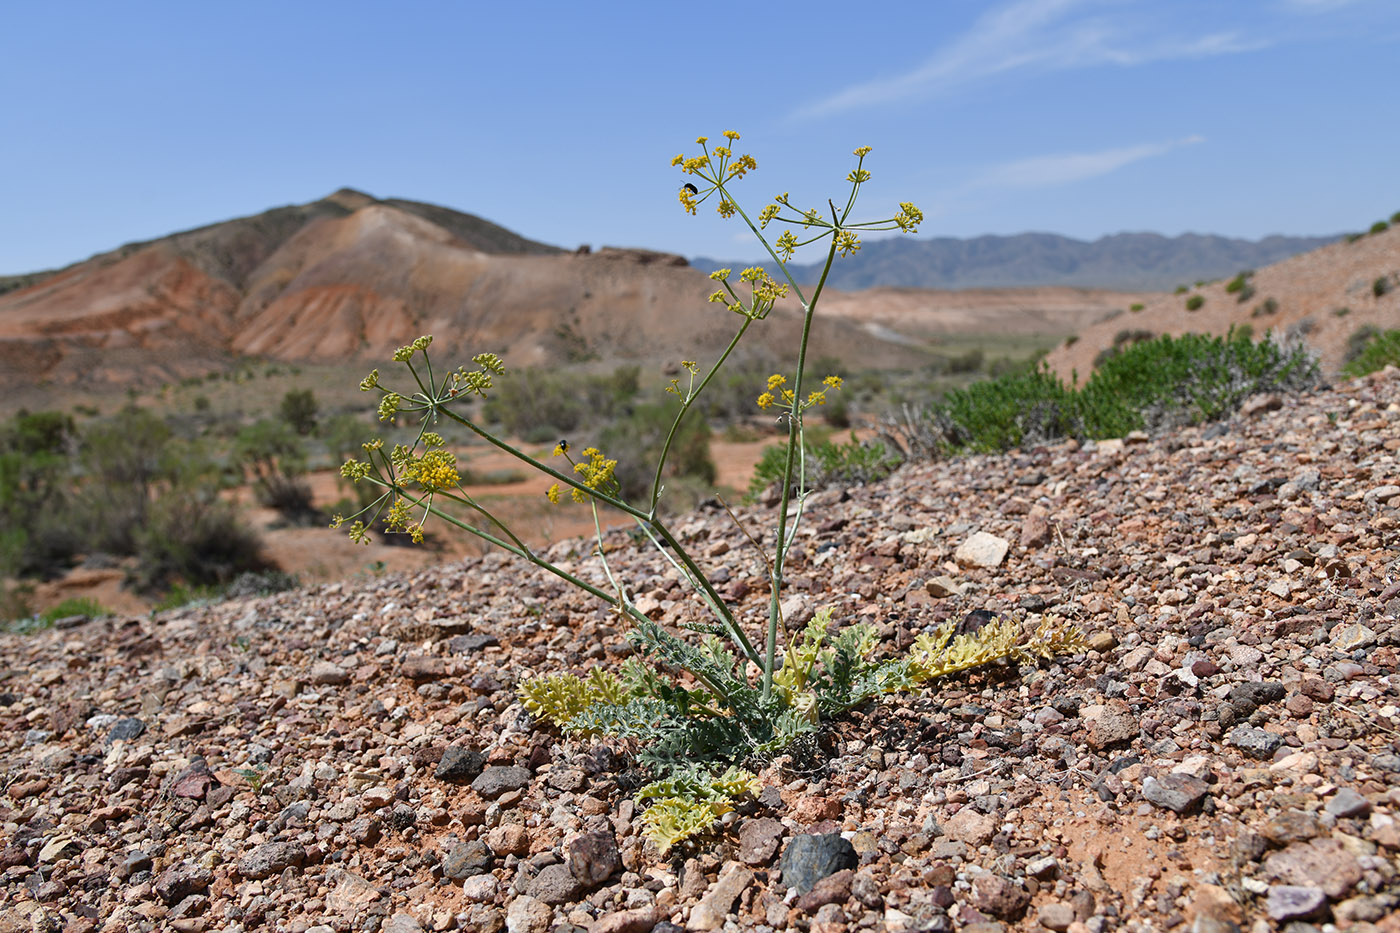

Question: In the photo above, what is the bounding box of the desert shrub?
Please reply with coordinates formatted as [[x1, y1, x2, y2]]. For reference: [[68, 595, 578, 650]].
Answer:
[[39, 597, 110, 624], [1174, 285, 1188, 295], [1225, 272, 1251, 294], [484, 365, 640, 436], [1185, 295, 1205, 311], [1236, 284, 1256, 304], [910, 330, 1318, 453], [749, 433, 900, 498], [1252, 297, 1279, 318], [134, 485, 266, 591], [599, 403, 715, 508], [0, 411, 81, 578], [1369, 221, 1390, 235], [1080, 329, 1317, 435], [1129, 303, 1144, 312], [934, 366, 1081, 453], [1342, 328, 1400, 377], [822, 388, 851, 428], [1374, 277, 1390, 298], [279, 389, 319, 435], [236, 420, 315, 519], [1063, 335, 1079, 347], [1333, 306, 1352, 317], [946, 348, 985, 375], [79, 407, 177, 554]]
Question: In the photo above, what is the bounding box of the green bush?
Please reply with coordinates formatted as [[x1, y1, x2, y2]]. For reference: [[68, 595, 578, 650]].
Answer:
[[1391, 211, 1400, 225], [1129, 303, 1144, 312], [279, 389, 319, 435], [1252, 297, 1279, 318], [1374, 277, 1390, 298], [1174, 285, 1188, 295], [236, 420, 314, 518], [135, 485, 266, 592], [1338, 329, 1400, 375], [0, 411, 81, 578], [1225, 272, 1250, 294], [598, 403, 716, 508], [1185, 295, 1205, 311], [1236, 284, 1256, 304], [905, 330, 1317, 453], [749, 433, 901, 497], [1369, 221, 1390, 235], [40, 597, 110, 624]]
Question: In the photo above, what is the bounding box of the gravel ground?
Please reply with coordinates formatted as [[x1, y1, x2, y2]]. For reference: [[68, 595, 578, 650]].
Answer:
[[2, 369, 1398, 933]]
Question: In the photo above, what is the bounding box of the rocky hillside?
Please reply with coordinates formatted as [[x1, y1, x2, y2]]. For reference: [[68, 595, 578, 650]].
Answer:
[[0, 191, 932, 389], [694, 232, 1336, 293], [1, 367, 1397, 932], [1047, 225, 1400, 380]]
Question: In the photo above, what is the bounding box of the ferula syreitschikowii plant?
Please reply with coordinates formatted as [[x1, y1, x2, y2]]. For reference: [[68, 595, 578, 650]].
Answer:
[[336, 133, 1086, 852]]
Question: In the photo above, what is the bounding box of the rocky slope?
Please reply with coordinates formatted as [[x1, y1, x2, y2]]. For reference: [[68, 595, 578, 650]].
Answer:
[[1, 369, 1398, 933], [1047, 226, 1400, 381]]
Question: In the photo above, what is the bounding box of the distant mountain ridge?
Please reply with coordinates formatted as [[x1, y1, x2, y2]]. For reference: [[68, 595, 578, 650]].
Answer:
[[692, 231, 1338, 292], [0, 189, 933, 389]]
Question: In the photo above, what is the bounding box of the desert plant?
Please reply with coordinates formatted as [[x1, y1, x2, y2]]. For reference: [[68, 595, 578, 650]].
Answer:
[[39, 597, 110, 624], [279, 389, 319, 436], [336, 135, 1085, 851], [1225, 272, 1250, 294], [1252, 297, 1279, 318], [1185, 294, 1205, 311], [1374, 276, 1390, 298], [1129, 303, 1144, 312], [1370, 221, 1390, 235], [1341, 326, 1400, 378], [235, 420, 315, 519]]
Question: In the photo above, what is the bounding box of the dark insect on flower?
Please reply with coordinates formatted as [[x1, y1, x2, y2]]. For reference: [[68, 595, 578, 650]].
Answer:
[[557, 440, 569, 454], [682, 183, 698, 196]]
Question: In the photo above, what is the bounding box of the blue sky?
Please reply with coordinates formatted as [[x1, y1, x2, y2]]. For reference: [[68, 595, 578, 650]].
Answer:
[[2, 0, 1398, 275]]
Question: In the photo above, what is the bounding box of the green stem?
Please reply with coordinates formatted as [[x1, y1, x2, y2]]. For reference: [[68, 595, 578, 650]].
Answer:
[[434, 407, 649, 522], [432, 401, 750, 663], [418, 498, 654, 627], [647, 315, 754, 514], [762, 234, 840, 701]]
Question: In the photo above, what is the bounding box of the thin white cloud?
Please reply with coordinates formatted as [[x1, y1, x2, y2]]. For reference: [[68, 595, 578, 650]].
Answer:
[[1281, 0, 1362, 9], [790, 0, 1267, 121], [968, 136, 1204, 190]]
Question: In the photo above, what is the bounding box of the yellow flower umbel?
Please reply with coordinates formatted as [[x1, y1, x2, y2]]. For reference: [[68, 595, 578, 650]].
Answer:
[[406, 449, 460, 493], [572, 447, 618, 502]]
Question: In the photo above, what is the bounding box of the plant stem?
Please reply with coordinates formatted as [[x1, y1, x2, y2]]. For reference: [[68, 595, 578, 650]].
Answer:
[[647, 316, 754, 515], [762, 234, 840, 700]]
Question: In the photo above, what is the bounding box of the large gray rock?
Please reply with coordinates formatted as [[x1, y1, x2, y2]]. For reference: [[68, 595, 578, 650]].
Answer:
[[1141, 774, 1209, 814], [236, 841, 305, 879], [780, 833, 857, 895]]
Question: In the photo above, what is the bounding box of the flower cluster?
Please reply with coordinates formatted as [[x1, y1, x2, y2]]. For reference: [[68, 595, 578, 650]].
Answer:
[[405, 448, 460, 492], [672, 131, 757, 216], [546, 444, 619, 504], [706, 266, 788, 321], [674, 139, 922, 268], [756, 372, 843, 412]]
